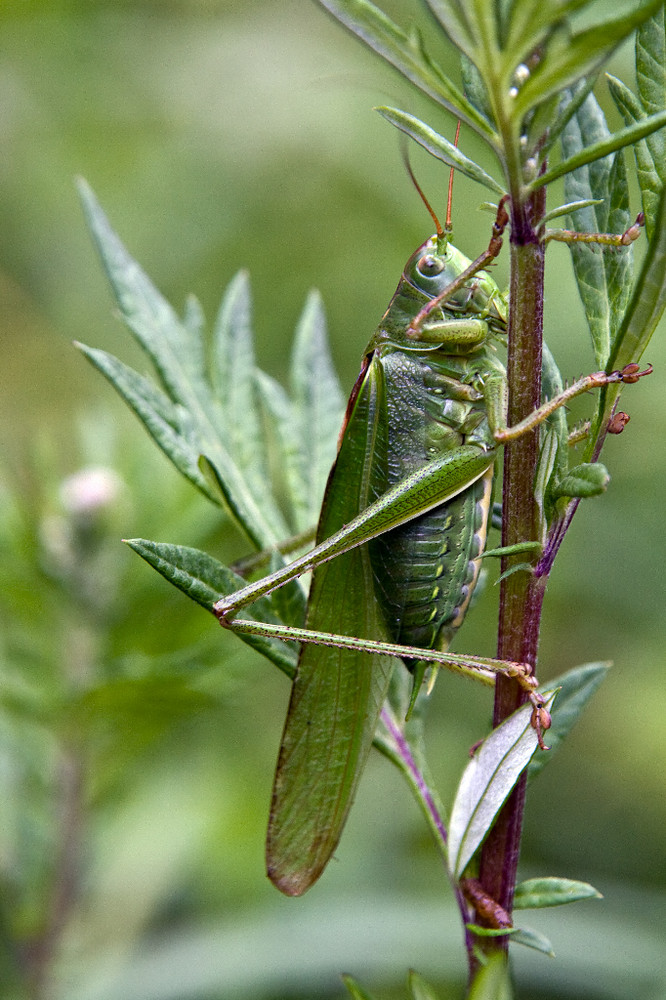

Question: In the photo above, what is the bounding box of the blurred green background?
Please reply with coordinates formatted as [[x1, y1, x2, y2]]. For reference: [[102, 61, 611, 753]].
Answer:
[[1, 1, 665, 998]]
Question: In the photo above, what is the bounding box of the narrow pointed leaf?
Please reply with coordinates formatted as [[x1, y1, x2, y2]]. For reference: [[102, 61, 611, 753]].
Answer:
[[460, 53, 492, 123], [514, 876, 602, 909], [466, 922, 555, 956], [608, 183, 666, 375], [288, 290, 345, 531], [528, 663, 608, 780], [342, 976, 378, 1000], [560, 92, 632, 366], [540, 198, 603, 226], [377, 108, 504, 195], [408, 969, 442, 1000], [608, 73, 665, 241], [76, 343, 217, 502], [534, 107, 666, 191], [507, 926, 556, 956], [210, 271, 270, 494], [78, 178, 209, 404], [78, 182, 289, 549], [637, 7, 666, 119], [316, 0, 496, 137], [541, 76, 598, 156], [182, 294, 207, 380], [448, 696, 555, 878], [125, 538, 298, 678]]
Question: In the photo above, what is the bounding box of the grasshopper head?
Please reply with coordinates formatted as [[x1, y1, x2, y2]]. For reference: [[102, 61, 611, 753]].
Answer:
[[406, 237, 507, 337]]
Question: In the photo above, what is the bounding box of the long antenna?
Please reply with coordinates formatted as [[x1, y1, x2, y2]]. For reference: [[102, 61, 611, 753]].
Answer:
[[401, 138, 443, 240], [446, 121, 461, 233]]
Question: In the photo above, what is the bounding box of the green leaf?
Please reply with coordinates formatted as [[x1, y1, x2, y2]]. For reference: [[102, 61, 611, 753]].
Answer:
[[376, 107, 504, 195], [315, 0, 495, 138], [560, 92, 633, 366], [78, 178, 207, 404], [514, 876, 602, 909], [423, 0, 478, 58], [607, 183, 666, 378], [533, 107, 666, 192], [551, 462, 610, 499], [460, 53, 492, 123], [341, 975, 378, 1000], [507, 926, 556, 957], [466, 923, 555, 957], [287, 290, 345, 531], [540, 198, 604, 226], [514, 0, 665, 119], [407, 969, 442, 1000], [125, 538, 298, 678], [210, 271, 272, 512], [77, 181, 292, 550], [607, 75, 664, 242], [528, 663, 609, 780], [76, 343, 219, 503], [637, 7, 666, 118], [540, 76, 598, 157], [448, 696, 555, 878]]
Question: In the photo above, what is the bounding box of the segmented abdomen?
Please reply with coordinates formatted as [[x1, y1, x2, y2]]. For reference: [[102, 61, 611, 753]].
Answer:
[[368, 349, 493, 655]]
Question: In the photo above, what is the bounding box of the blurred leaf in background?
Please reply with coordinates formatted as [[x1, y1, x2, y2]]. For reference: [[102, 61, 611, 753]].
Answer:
[[1, 1, 666, 998]]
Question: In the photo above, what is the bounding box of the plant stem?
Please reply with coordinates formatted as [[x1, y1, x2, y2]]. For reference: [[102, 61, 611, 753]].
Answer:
[[473, 189, 547, 966]]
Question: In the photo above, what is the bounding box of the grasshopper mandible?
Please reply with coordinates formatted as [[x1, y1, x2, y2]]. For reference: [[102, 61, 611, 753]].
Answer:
[[214, 193, 648, 897]]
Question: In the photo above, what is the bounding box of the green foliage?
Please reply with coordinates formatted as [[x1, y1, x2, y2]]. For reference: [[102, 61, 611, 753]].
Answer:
[[71, 0, 666, 994], [3, 1, 666, 998]]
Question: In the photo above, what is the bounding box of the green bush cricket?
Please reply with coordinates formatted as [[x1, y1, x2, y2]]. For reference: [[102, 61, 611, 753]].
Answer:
[[214, 179, 649, 897]]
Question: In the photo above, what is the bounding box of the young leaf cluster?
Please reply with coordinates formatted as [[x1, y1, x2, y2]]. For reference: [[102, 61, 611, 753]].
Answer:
[[76, 180, 345, 678], [318, 0, 666, 209]]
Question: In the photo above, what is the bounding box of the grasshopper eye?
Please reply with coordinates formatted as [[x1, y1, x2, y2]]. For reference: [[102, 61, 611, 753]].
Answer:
[[417, 254, 445, 276]]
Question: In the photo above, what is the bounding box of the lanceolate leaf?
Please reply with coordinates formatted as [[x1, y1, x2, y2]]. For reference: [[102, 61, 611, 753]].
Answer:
[[637, 6, 666, 118], [78, 179, 208, 403], [125, 539, 299, 678], [448, 696, 555, 879], [376, 107, 504, 195], [76, 343, 221, 502], [287, 290, 345, 531], [467, 954, 514, 1000], [407, 969, 442, 1000], [465, 923, 555, 957], [342, 975, 378, 1000], [533, 107, 666, 191], [560, 92, 633, 367], [606, 183, 666, 380], [210, 271, 271, 514], [607, 75, 663, 242], [77, 182, 331, 551], [607, 12, 666, 240], [513, 876, 602, 909]]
